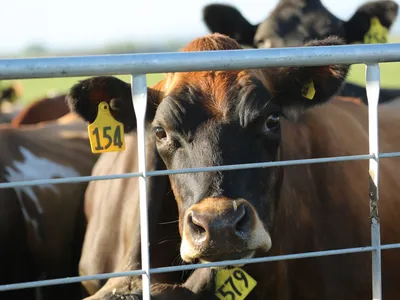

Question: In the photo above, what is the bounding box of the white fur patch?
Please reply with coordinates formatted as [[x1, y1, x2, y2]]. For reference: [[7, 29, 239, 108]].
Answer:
[[4, 146, 79, 242]]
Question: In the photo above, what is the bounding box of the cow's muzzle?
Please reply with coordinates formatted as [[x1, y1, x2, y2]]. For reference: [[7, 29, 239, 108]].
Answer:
[[180, 198, 271, 263]]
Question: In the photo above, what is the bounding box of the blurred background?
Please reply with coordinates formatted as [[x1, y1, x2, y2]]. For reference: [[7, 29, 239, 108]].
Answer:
[[1, 0, 400, 104]]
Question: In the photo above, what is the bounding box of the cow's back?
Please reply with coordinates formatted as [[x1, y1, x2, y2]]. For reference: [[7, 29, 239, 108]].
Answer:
[[80, 134, 141, 294]]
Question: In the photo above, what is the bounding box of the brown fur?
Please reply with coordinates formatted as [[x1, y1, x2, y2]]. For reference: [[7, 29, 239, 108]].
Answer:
[[11, 94, 70, 127]]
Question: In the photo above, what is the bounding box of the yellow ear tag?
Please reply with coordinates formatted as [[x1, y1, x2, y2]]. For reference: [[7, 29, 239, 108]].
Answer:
[[301, 80, 315, 100], [215, 267, 257, 300], [87, 101, 125, 154], [364, 17, 388, 44]]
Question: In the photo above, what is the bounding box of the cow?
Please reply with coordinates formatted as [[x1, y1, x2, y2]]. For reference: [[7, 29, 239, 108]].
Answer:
[[202, 0, 400, 106], [0, 82, 24, 124], [11, 93, 70, 127], [0, 82, 23, 108], [67, 33, 400, 300], [0, 113, 99, 300]]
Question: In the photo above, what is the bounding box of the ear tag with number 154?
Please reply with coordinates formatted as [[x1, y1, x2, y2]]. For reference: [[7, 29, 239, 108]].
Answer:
[[88, 101, 125, 154]]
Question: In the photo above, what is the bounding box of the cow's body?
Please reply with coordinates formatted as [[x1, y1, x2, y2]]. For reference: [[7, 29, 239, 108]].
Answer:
[[11, 94, 70, 127], [0, 113, 98, 300], [202, 0, 400, 105], [67, 34, 400, 300]]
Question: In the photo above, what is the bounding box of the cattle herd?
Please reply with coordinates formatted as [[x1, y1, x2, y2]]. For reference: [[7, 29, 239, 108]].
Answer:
[[2, 0, 400, 299]]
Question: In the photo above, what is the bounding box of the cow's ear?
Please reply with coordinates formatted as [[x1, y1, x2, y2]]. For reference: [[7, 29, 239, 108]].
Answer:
[[202, 4, 257, 47], [344, 0, 398, 44], [66, 76, 163, 133], [266, 36, 350, 121]]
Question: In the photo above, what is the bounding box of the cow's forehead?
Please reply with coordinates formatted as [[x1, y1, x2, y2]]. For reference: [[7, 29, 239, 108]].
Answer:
[[162, 69, 270, 116], [155, 69, 273, 131], [165, 69, 268, 96]]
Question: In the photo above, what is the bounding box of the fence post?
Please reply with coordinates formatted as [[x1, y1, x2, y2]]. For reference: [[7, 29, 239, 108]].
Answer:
[[366, 63, 381, 300], [131, 74, 151, 300]]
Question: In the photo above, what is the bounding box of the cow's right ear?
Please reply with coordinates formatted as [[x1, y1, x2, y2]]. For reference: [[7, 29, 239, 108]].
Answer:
[[344, 0, 399, 44], [66, 76, 162, 133], [202, 4, 257, 47]]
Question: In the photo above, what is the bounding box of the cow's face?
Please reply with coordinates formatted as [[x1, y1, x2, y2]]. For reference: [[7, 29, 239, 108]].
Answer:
[[203, 0, 398, 48], [67, 33, 349, 264], [252, 0, 347, 49], [152, 70, 281, 263]]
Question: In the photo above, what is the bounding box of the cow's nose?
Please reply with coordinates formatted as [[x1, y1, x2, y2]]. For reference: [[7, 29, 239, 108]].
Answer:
[[185, 200, 253, 248]]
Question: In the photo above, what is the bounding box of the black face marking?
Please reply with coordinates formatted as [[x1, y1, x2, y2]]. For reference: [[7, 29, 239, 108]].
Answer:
[[152, 77, 283, 232]]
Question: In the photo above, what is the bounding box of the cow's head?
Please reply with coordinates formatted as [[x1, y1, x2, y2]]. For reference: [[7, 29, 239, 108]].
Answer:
[[67, 33, 349, 264], [203, 0, 398, 48], [0, 81, 23, 104]]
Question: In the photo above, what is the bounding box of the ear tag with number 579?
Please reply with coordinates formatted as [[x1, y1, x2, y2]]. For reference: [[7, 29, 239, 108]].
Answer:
[[215, 267, 257, 300], [88, 101, 125, 154]]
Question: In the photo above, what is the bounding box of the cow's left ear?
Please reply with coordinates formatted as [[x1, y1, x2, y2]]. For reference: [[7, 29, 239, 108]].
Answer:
[[266, 36, 350, 120], [66, 76, 164, 133], [344, 0, 398, 44]]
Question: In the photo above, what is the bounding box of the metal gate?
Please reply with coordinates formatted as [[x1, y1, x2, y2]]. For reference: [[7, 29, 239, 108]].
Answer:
[[1, 42, 400, 300]]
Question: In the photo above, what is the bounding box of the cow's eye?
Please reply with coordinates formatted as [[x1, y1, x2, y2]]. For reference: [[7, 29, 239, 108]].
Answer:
[[154, 127, 167, 140], [264, 114, 280, 132]]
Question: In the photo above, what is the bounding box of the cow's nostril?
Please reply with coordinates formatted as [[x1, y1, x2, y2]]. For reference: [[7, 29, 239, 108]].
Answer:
[[187, 212, 207, 237], [234, 204, 252, 237]]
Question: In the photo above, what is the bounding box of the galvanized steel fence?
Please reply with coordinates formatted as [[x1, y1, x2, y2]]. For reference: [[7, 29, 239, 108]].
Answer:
[[1, 42, 400, 300]]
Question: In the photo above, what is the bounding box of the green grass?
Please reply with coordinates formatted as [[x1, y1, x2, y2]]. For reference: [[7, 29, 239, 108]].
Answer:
[[347, 62, 400, 87], [2, 63, 400, 105], [2, 74, 165, 104]]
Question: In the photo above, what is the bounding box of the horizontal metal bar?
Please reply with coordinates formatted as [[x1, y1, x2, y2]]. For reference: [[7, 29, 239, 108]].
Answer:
[[151, 246, 376, 274], [378, 152, 400, 158], [0, 269, 145, 292], [0, 171, 142, 189], [381, 243, 400, 250], [4, 242, 400, 292], [2, 151, 400, 189], [1, 43, 400, 79], [0, 153, 374, 189]]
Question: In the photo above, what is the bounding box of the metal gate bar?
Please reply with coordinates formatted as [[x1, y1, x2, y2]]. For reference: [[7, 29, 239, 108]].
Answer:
[[366, 64, 382, 300], [0, 43, 399, 79], [5, 152, 400, 189], [131, 74, 151, 300]]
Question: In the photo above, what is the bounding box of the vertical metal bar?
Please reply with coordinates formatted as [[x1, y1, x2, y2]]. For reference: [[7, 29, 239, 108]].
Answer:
[[131, 74, 151, 300], [366, 63, 382, 300]]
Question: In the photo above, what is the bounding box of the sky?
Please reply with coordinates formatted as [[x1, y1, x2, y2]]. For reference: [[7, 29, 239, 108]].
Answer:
[[1, 0, 400, 54]]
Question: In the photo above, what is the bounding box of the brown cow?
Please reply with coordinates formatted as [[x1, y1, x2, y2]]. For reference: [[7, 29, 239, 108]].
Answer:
[[67, 33, 400, 300], [0, 113, 99, 300], [11, 93, 70, 127]]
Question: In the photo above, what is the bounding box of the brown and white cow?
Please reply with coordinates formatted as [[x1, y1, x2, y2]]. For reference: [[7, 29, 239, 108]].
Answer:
[[0, 113, 99, 300], [202, 0, 400, 106], [67, 33, 400, 299]]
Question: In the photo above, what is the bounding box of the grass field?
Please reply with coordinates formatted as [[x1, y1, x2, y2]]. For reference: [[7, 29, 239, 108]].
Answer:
[[2, 62, 400, 105], [2, 74, 165, 104]]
